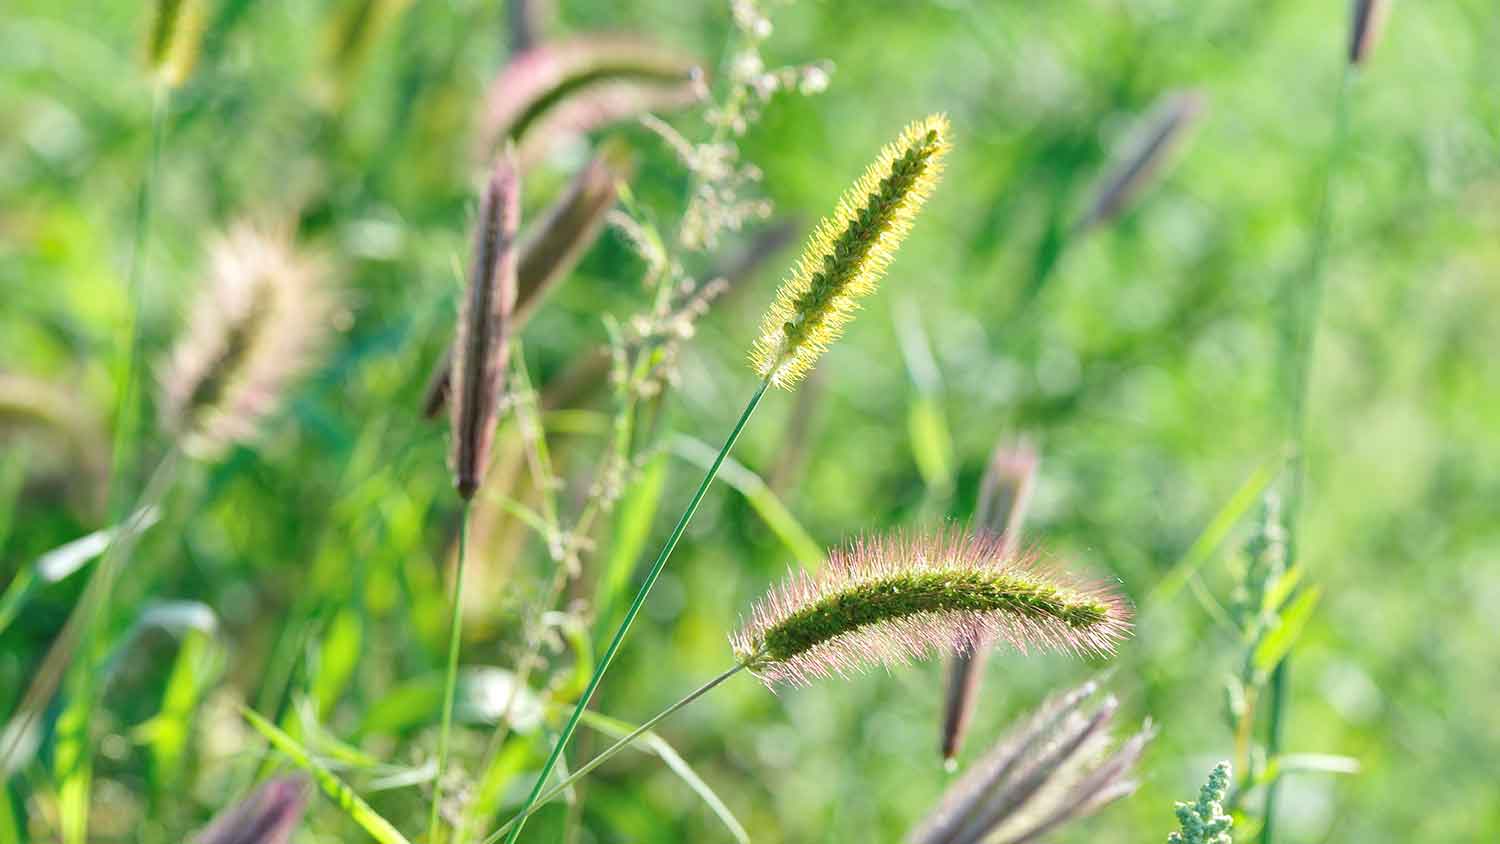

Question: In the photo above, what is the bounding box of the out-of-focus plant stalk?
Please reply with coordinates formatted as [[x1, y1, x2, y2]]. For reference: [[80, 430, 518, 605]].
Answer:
[[940, 441, 1039, 761], [1262, 21, 1372, 837]]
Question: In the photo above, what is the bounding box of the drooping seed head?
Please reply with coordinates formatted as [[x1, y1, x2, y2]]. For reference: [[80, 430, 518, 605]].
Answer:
[[731, 529, 1131, 688], [1348, 0, 1390, 66], [146, 0, 206, 88], [160, 223, 337, 459], [1076, 91, 1206, 233], [450, 150, 522, 498], [423, 142, 630, 418], [750, 114, 950, 389], [942, 439, 1041, 761], [193, 776, 308, 844], [477, 36, 705, 164], [912, 680, 1154, 844]]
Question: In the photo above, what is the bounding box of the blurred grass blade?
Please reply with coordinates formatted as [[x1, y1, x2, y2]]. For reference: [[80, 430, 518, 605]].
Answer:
[[907, 397, 955, 493], [138, 628, 222, 792], [595, 451, 668, 641], [0, 450, 27, 553], [464, 736, 534, 833], [0, 785, 19, 844], [1253, 586, 1322, 674], [357, 668, 543, 738], [670, 435, 823, 568], [894, 301, 954, 494], [0, 507, 162, 638], [240, 707, 413, 844], [1147, 462, 1275, 611], [1261, 564, 1305, 616], [312, 607, 364, 720], [576, 710, 749, 844], [1265, 753, 1361, 779]]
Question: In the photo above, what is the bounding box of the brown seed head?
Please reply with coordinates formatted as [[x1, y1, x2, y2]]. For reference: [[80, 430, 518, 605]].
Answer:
[[451, 150, 522, 498]]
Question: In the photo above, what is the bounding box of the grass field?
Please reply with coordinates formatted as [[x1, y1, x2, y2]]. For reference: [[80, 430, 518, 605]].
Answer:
[[3, 0, 1499, 841]]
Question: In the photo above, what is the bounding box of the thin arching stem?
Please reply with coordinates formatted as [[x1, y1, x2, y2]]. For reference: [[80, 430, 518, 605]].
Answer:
[[499, 377, 771, 844], [1262, 62, 1355, 844], [429, 498, 472, 841], [486, 663, 747, 842]]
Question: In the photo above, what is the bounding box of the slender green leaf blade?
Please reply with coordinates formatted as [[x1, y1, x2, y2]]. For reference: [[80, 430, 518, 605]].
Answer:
[[240, 707, 413, 844]]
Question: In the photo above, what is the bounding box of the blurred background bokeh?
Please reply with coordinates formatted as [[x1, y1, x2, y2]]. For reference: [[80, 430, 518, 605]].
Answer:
[[3, 0, 1499, 841]]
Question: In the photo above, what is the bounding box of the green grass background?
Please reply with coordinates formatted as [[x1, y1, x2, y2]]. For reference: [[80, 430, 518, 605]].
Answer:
[[3, 0, 1499, 840]]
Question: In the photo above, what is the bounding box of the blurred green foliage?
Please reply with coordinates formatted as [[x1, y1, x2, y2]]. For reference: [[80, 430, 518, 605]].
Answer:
[[3, 0, 1500, 841]]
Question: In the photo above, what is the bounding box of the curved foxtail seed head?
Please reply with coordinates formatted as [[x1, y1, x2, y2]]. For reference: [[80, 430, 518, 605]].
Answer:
[[730, 530, 1131, 688], [750, 114, 950, 389], [451, 150, 522, 498], [1348, 0, 1390, 66], [160, 223, 337, 460]]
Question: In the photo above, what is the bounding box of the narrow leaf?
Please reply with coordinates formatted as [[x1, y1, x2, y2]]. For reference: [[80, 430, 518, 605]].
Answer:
[[1253, 586, 1322, 674], [240, 707, 413, 844], [577, 711, 749, 844], [1147, 462, 1275, 611]]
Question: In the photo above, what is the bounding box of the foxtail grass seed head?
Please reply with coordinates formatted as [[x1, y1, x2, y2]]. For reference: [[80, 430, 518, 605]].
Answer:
[[750, 114, 950, 388], [1348, 0, 1390, 66], [146, 0, 206, 88], [1077, 91, 1205, 232], [478, 36, 705, 164], [912, 681, 1154, 844], [451, 150, 522, 498], [193, 776, 308, 844], [1168, 762, 1234, 844], [731, 530, 1131, 688], [942, 439, 1041, 761], [423, 143, 629, 418], [160, 224, 338, 459]]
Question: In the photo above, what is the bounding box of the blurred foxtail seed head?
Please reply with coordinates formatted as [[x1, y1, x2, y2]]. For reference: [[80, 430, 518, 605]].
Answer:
[[160, 223, 337, 460], [193, 776, 308, 844], [750, 114, 950, 389], [1076, 91, 1206, 233], [913, 680, 1154, 844], [1349, 0, 1390, 66], [450, 149, 522, 499]]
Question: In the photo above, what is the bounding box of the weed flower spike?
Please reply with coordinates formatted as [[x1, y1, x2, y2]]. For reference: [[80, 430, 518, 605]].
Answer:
[[731, 530, 1131, 688], [1169, 762, 1234, 844], [159, 223, 335, 459], [750, 114, 949, 388], [451, 150, 522, 498]]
